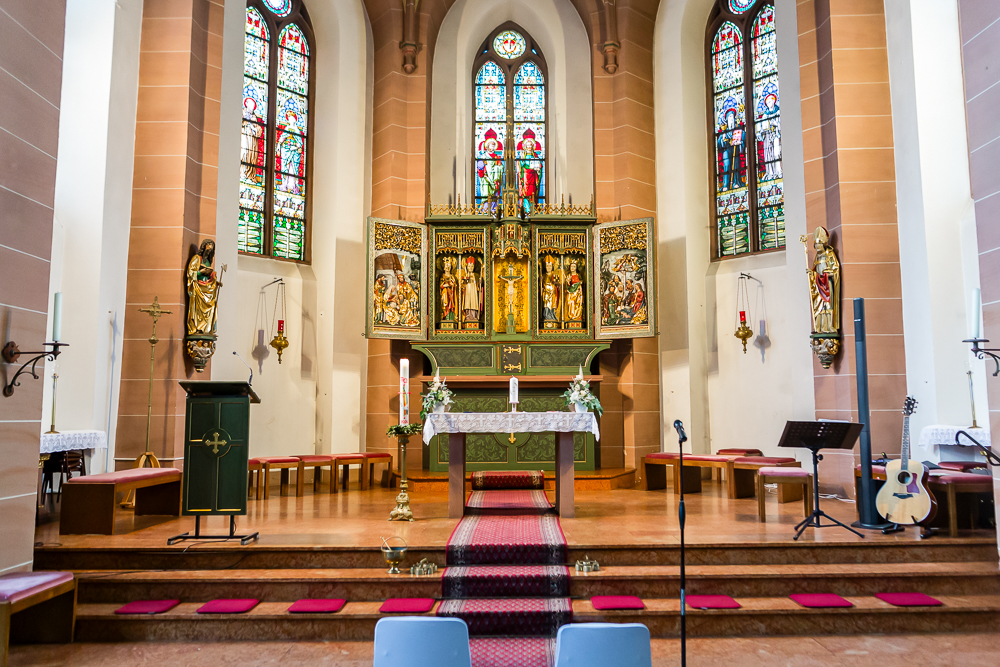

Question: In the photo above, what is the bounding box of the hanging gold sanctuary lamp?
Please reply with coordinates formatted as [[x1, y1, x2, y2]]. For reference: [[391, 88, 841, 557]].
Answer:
[[269, 279, 289, 363], [734, 274, 752, 353]]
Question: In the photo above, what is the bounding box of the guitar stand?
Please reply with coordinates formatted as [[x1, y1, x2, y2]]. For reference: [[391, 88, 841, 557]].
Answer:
[[880, 520, 939, 539], [167, 515, 259, 546], [793, 449, 865, 541]]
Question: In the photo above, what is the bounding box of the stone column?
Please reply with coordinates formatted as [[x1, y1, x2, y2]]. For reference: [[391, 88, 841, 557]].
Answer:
[[117, 0, 224, 468], [797, 0, 907, 489]]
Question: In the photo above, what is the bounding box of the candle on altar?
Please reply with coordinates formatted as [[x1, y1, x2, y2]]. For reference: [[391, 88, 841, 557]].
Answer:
[[739, 310, 747, 325], [399, 358, 409, 425], [434, 368, 441, 383], [278, 319, 285, 333], [509, 376, 518, 411], [576, 365, 584, 380], [52, 292, 62, 342], [971, 287, 982, 339]]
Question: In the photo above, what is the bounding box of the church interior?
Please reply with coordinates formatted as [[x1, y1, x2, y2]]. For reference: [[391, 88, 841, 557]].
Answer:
[[2, 0, 1000, 664]]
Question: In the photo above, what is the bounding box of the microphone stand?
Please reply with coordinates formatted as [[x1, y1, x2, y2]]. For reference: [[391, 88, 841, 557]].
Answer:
[[673, 420, 688, 667]]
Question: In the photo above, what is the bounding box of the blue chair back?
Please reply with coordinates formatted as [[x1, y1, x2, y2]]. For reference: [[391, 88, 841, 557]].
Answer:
[[554, 623, 652, 667], [373, 617, 472, 667]]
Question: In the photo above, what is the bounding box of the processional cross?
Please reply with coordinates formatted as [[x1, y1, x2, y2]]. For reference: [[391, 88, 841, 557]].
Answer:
[[138, 297, 172, 467]]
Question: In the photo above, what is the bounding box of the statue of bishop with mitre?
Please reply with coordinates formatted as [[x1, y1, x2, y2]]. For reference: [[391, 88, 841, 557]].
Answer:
[[802, 227, 841, 368]]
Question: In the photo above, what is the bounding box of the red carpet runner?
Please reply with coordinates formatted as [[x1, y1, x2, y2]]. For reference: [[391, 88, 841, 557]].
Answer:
[[440, 471, 570, 667]]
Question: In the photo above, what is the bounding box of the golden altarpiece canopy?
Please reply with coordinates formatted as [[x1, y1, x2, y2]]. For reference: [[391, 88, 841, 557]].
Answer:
[[365, 178, 656, 472]]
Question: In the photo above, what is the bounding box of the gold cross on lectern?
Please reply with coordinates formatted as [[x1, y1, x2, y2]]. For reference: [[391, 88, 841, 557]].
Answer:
[[206, 431, 227, 454]]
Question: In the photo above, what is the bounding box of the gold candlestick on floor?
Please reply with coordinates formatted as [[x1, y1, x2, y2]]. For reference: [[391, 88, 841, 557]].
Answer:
[[389, 435, 414, 522], [46, 372, 59, 434], [123, 297, 172, 508]]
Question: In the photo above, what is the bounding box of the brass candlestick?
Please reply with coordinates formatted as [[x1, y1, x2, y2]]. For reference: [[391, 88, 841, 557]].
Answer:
[[46, 372, 59, 434], [389, 435, 414, 522]]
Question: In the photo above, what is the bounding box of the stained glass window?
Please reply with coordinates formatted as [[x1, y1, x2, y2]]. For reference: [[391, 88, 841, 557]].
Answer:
[[728, 0, 754, 14], [493, 30, 526, 59], [751, 5, 784, 250], [240, 7, 269, 255], [474, 26, 546, 213], [239, 1, 312, 261], [709, 1, 784, 258], [263, 0, 292, 17]]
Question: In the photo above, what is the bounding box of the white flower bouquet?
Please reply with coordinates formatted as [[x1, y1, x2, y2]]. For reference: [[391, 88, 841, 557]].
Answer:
[[561, 367, 603, 415], [421, 373, 454, 419]]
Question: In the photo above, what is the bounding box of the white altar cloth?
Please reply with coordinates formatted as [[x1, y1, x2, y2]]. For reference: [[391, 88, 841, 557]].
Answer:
[[426, 411, 600, 519], [40, 430, 108, 454], [423, 411, 600, 445], [915, 425, 991, 464]]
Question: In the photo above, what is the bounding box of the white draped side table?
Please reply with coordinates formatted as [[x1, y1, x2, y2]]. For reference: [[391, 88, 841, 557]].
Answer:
[[423, 412, 600, 519]]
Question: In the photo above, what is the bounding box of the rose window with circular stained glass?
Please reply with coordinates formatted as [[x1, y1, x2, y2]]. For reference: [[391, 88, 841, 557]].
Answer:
[[263, 0, 292, 17], [493, 30, 526, 59]]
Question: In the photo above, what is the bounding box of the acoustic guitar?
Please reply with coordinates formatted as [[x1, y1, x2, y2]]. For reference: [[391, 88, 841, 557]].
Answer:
[[875, 396, 935, 525]]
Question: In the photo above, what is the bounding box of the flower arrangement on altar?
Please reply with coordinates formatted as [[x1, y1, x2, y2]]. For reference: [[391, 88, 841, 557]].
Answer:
[[386, 423, 423, 437], [562, 366, 603, 415], [420, 372, 454, 419]]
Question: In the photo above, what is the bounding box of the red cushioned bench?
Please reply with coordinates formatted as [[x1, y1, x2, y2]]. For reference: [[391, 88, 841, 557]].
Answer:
[[729, 456, 801, 499], [296, 455, 335, 494], [364, 452, 393, 488], [334, 454, 368, 491], [641, 453, 732, 494], [1, 571, 76, 663], [256, 456, 304, 499], [927, 471, 993, 537], [60, 467, 181, 535]]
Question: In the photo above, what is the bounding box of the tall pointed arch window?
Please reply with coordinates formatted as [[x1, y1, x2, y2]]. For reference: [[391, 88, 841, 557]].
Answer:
[[708, 1, 784, 258], [473, 25, 547, 214], [240, 0, 313, 261]]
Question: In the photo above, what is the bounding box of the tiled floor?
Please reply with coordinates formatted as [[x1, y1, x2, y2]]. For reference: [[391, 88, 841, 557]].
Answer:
[[11, 634, 1000, 666]]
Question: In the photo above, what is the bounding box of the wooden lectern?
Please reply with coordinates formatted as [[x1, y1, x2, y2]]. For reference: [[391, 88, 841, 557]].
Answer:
[[169, 381, 260, 545]]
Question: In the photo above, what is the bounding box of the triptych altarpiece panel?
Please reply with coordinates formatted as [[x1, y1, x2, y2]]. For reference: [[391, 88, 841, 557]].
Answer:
[[365, 216, 656, 344]]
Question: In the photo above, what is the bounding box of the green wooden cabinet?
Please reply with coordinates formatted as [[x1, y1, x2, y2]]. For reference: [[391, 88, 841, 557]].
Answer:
[[179, 381, 259, 516]]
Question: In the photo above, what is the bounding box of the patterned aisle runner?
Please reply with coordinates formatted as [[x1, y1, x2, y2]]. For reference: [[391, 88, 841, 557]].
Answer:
[[440, 471, 570, 667]]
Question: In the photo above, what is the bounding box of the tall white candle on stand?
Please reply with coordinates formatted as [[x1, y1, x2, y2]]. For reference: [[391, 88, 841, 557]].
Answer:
[[399, 358, 409, 425], [509, 376, 518, 412], [52, 292, 63, 342], [971, 287, 982, 339]]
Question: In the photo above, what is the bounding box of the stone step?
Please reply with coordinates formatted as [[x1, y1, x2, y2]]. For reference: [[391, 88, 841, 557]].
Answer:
[[73, 594, 1000, 641], [72, 561, 1000, 603], [443, 565, 571, 598], [36, 537, 999, 571]]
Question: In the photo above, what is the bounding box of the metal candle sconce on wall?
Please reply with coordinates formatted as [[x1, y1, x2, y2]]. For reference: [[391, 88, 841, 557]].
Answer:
[[3, 292, 67, 398]]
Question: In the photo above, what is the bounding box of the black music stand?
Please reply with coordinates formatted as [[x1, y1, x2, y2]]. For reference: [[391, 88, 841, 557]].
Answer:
[[778, 421, 865, 541]]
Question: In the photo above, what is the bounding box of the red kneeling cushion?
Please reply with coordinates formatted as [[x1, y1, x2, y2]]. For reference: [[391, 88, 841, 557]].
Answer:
[[197, 599, 259, 614], [590, 595, 644, 610], [875, 592, 942, 607], [789, 593, 852, 608], [288, 598, 346, 613], [115, 599, 180, 615], [379, 598, 435, 613], [686, 595, 740, 609]]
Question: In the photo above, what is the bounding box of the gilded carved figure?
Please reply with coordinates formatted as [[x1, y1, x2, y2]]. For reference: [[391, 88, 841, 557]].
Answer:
[[439, 256, 457, 323], [564, 258, 584, 323], [541, 255, 561, 322], [805, 227, 840, 334], [461, 256, 481, 323], [802, 227, 841, 368], [185, 239, 223, 372], [392, 270, 420, 328]]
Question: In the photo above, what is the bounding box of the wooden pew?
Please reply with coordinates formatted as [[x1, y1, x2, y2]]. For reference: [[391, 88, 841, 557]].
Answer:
[[59, 467, 181, 535], [1, 571, 76, 664]]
